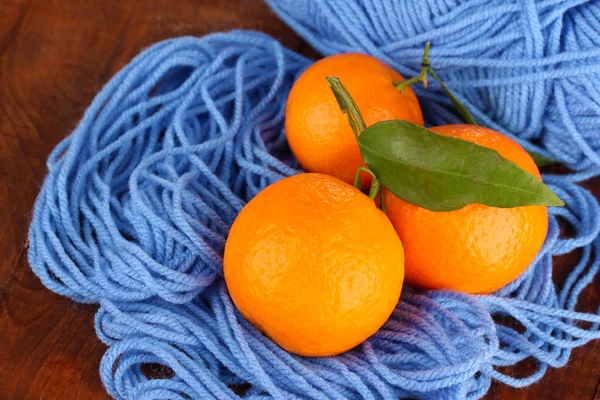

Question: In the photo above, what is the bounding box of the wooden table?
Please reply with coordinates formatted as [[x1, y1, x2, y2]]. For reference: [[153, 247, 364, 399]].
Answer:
[[1, 1, 599, 399]]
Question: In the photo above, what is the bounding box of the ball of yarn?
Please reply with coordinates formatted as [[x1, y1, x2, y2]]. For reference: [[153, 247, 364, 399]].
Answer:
[[267, 0, 600, 179], [28, 30, 600, 399]]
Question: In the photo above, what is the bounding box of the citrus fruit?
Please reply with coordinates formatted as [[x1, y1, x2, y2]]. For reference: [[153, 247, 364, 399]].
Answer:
[[224, 173, 405, 357], [285, 53, 424, 188], [384, 124, 548, 294]]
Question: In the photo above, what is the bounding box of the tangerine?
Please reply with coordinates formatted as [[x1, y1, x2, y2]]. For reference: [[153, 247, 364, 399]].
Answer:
[[285, 53, 424, 187], [384, 124, 548, 294], [224, 173, 405, 357]]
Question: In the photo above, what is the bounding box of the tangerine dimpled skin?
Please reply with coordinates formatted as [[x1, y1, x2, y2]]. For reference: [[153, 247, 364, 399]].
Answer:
[[384, 124, 548, 294], [224, 173, 405, 357], [285, 53, 424, 187]]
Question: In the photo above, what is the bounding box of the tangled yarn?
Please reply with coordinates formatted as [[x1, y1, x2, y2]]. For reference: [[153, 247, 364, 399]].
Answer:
[[27, 19, 600, 400], [267, 0, 600, 181]]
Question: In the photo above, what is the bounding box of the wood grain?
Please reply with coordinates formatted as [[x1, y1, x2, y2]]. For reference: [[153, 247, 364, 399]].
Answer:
[[0, 1, 598, 399]]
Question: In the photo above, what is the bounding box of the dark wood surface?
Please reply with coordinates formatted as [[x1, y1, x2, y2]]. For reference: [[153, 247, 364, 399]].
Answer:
[[0, 1, 598, 399]]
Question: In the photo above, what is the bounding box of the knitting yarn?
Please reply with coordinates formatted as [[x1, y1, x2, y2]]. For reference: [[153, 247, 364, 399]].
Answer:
[[267, 0, 600, 180], [29, 32, 307, 304], [28, 27, 600, 400]]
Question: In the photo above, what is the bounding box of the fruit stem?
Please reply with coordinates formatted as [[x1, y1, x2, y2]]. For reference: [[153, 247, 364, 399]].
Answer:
[[428, 67, 478, 126], [353, 167, 362, 190], [395, 41, 430, 93], [326, 76, 367, 140], [354, 166, 383, 204], [395, 42, 479, 126], [328, 77, 386, 212], [368, 174, 381, 201]]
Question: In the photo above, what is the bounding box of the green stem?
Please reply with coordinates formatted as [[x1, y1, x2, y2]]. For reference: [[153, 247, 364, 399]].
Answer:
[[368, 176, 381, 201], [395, 42, 478, 126], [379, 189, 386, 213], [528, 151, 556, 167], [328, 77, 386, 211], [427, 67, 478, 126], [353, 168, 362, 190], [354, 166, 382, 201], [395, 41, 431, 93], [326, 76, 367, 139]]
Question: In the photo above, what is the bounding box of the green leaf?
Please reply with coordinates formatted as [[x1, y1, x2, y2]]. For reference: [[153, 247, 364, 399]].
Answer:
[[358, 120, 565, 211], [528, 151, 556, 167]]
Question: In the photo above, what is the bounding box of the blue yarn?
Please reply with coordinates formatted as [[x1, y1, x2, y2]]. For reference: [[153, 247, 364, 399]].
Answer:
[[27, 20, 600, 400], [266, 0, 600, 180]]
